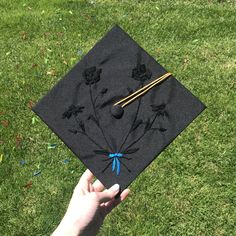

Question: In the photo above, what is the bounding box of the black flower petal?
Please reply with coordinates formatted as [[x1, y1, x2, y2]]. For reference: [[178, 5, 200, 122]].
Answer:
[[144, 118, 152, 131], [151, 104, 166, 112], [159, 127, 167, 132], [62, 104, 84, 119], [132, 63, 152, 82], [100, 88, 108, 95], [150, 104, 168, 117], [83, 66, 102, 85], [79, 120, 85, 132], [68, 129, 78, 134]]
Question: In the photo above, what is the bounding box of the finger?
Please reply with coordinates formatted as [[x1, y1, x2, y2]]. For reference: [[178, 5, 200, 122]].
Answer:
[[97, 184, 120, 203], [74, 169, 94, 194], [79, 169, 94, 186], [89, 183, 94, 192], [105, 188, 130, 206], [104, 189, 130, 214], [119, 189, 130, 201], [93, 179, 105, 192]]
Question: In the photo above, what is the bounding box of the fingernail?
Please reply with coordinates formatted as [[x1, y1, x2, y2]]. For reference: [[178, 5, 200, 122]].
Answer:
[[110, 184, 120, 192]]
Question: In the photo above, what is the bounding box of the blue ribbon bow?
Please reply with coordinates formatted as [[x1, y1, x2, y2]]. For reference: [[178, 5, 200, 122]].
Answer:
[[108, 153, 123, 176]]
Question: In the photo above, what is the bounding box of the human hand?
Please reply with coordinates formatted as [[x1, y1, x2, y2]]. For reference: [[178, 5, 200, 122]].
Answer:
[[52, 169, 130, 236]]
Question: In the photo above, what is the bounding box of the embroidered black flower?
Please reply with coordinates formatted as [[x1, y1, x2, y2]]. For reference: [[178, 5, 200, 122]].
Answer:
[[62, 105, 84, 119], [132, 63, 152, 82], [151, 104, 168, 117], [83, 66, 102, 85]]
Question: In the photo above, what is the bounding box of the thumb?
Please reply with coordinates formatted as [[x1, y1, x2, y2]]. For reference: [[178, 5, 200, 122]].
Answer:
[[97, 184, 120, 203]]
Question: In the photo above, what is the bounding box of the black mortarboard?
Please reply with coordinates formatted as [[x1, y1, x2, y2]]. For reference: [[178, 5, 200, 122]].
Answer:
[[33, 25, 206, 190]]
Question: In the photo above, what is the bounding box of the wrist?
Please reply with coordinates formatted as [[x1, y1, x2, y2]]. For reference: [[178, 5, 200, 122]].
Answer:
[[52, 216, 83, 236]]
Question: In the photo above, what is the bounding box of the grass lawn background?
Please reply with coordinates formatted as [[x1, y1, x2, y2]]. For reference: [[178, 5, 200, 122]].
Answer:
[[0, 0, 235, 235]]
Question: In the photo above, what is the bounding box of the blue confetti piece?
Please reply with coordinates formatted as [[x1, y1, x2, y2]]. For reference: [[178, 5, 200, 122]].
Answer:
[[63, 159, 69, 164], [33, 170, 41, 176], [20, 160, 26, 165], [77, 49, 83, 56]]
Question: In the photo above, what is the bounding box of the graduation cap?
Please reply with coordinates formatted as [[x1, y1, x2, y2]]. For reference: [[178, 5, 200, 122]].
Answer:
[[33, 25, 206, 191]]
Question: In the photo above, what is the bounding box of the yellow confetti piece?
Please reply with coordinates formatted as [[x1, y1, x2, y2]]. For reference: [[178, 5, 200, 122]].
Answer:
[[0, 154, 3, 163], [46, 69, 56, 76]]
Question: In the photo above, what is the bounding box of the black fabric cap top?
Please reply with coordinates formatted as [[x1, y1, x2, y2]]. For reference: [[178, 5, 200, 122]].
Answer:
[[33, 25, 206, 190]]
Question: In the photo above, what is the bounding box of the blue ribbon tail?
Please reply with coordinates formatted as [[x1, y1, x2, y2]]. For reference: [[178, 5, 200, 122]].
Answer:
[[112, 158, 116, 172], [116, 158, 120, 176]]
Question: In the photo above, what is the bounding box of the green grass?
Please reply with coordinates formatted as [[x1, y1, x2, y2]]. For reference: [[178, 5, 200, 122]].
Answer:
[[0, 0, 235, 235]]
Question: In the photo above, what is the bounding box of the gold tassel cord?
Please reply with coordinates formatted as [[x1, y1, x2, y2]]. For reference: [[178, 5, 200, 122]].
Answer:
[[114, 72, 172, 108]]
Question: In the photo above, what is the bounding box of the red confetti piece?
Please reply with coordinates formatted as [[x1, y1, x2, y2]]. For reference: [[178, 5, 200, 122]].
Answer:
[[43, 32, 51, 37], [23, 181, 33, 188], [1, 120, 9, 127], [16, 134, 22, 147], [27, 101, 34, 109], [57, 32, 64, 37]]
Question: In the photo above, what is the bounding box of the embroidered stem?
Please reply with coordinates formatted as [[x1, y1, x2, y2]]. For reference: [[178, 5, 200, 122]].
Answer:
[[74, 117, 105, 150], [119, 159, 131, 172], [102, 158, 111, 162], [84, 133, 105, 150], [123, 112, 158, 152], [118, 82, 143, 152], [101, 161, 112, 173], [94, 94, 100, 106], [122, 156, 132, 160], [89, 85, 113, 152]]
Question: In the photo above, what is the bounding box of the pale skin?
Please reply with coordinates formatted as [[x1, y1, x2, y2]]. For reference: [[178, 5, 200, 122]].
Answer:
[[52, 169, 130, 236]]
